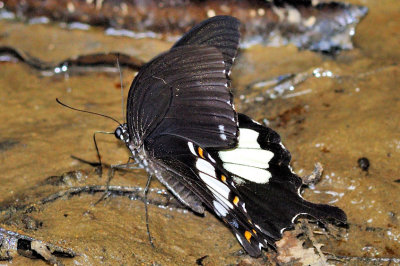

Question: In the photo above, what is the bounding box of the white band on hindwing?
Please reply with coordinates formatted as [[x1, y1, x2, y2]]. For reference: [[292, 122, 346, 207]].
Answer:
[[218, 128, 274, 184]]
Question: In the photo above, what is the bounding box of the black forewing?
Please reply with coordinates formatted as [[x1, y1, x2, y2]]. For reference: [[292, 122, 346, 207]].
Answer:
[[127, 45, 238, 148], [172, 15, 240, 73]]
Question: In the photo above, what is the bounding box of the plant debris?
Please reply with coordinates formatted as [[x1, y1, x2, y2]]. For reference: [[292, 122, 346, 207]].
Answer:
[[0, 226, 75, 265]]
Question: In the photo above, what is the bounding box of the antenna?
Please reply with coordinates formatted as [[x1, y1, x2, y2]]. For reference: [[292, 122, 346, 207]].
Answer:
[[116, 54, 125, 124], [56, 98, 121, 126]]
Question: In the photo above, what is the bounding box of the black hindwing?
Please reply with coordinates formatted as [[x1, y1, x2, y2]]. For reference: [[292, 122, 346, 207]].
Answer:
[[145, 114, 346, 257]]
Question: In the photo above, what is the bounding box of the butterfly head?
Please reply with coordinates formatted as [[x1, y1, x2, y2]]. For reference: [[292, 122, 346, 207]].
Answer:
[[114, 123, 130, 144]]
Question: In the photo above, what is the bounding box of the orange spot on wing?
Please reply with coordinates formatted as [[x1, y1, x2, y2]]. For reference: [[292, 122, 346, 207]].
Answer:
[[198, 147, 205, 159], [244, 231, 252, 242], [221, 175, 226, 182], [252, 229, 257, 235], [233, 196, 239, 205]]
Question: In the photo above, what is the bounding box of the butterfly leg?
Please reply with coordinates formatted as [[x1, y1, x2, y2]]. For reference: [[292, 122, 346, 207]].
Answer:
[[69, 131, 111, 177], [144, 174, 155, 248], [92, 131, 114, 177], [93, 159, 141, 205], [92, 131, 140, 177], [92, 166, 115, 206], [93, 132, 102, 177]]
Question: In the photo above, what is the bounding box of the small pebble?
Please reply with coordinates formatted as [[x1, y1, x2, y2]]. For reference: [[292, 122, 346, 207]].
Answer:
[[357, 157, 370, 171]]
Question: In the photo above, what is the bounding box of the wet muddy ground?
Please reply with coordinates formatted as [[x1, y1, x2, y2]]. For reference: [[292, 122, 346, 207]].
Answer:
[[0, 0, 399, 265]]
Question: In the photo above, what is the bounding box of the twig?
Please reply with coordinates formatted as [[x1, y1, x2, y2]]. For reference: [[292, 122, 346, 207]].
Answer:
[[302, 162, 324, 185], [301, 220, 328, 265], [37, 185, 184, 210], [326, 254, 400, 264], [0, 226, 75, 264]]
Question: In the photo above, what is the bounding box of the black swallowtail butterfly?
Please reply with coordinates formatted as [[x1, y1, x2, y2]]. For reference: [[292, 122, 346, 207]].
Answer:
[[113, 15, 346, 257]]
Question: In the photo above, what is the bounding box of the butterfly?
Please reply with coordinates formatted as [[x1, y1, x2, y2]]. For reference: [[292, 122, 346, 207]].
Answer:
[[113, 15, 347, 257]]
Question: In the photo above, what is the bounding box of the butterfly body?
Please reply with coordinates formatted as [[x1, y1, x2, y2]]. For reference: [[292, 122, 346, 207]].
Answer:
[[114, 16, 346, 257]]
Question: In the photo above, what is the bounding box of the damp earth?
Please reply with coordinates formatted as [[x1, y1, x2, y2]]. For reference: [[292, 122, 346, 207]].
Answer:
[[0, 0, 399, 265]]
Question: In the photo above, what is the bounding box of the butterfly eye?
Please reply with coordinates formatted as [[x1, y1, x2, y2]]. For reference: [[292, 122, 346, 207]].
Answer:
[[114, 126, 124, 140]]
